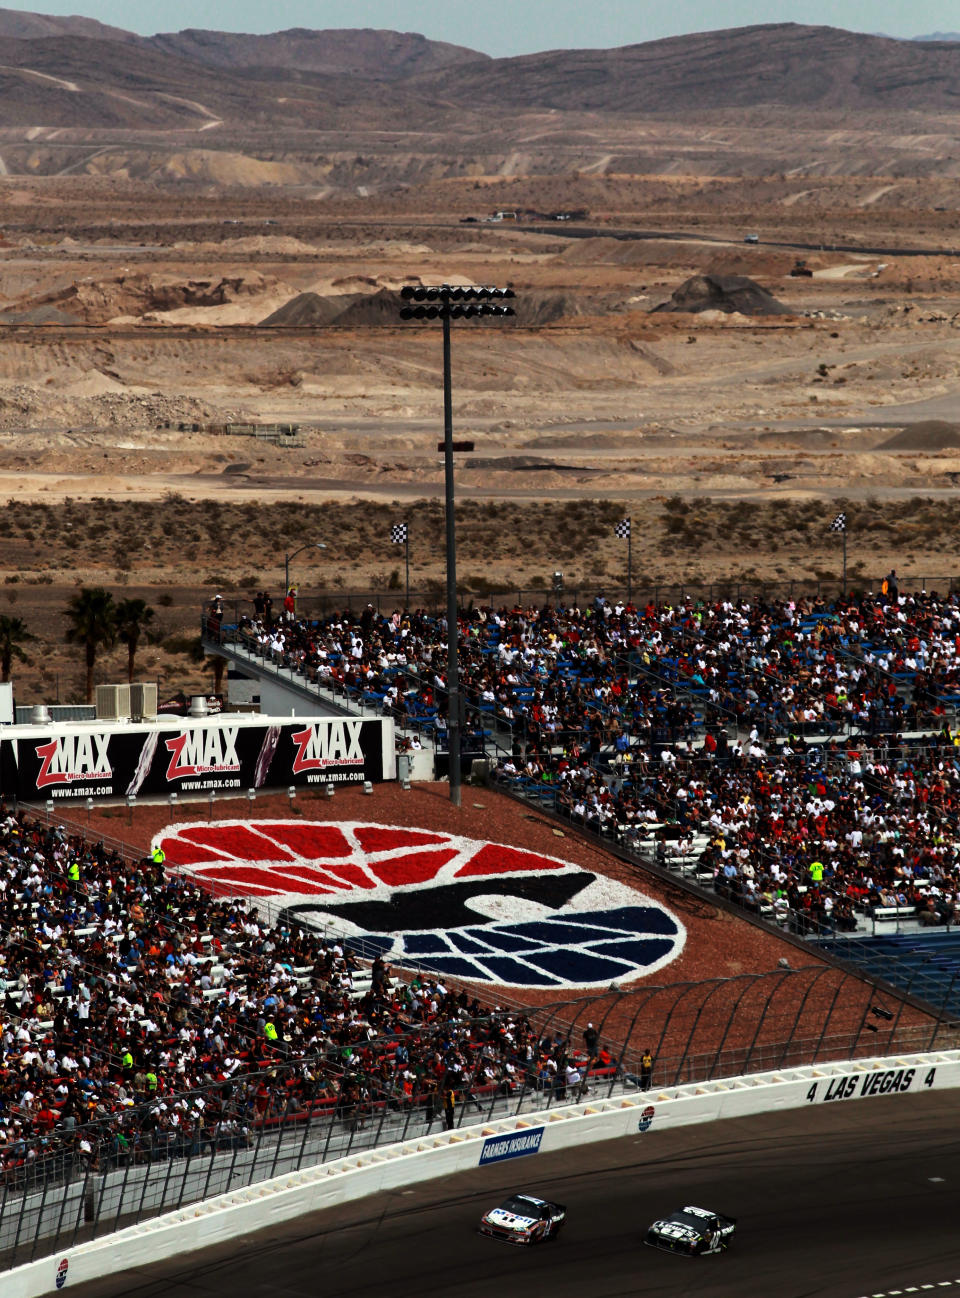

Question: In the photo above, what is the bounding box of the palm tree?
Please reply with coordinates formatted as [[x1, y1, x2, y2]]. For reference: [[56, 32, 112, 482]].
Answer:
[[115, 597, 156, 684], [0, 615, 32, 682], [65, 587, 117, 703]]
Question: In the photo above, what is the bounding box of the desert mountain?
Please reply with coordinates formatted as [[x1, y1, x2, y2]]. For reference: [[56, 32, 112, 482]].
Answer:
[[147, 27, 486, 78], [0, 17, 958, 186], [0, 7, 137, 41], [411, 23, 960, 114], [0, 18, 959, 128]]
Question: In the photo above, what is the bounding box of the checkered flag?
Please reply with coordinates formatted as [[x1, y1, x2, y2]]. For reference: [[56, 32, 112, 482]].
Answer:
[[614, 518, 631, 539], [829, 512, 846, 533], [390, 523, 408, 545]]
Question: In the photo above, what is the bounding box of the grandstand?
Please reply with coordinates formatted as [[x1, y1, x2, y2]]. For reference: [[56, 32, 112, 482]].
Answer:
[[203, 583, 960, 1005], [5, 580, 960, 1268]]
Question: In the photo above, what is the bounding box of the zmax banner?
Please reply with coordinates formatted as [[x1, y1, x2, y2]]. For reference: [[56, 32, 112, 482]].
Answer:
[[0, 718, 391, 801]]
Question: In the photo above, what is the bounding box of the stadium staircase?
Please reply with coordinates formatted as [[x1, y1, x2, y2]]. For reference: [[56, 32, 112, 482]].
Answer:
[[813, 931, 960, 1021]]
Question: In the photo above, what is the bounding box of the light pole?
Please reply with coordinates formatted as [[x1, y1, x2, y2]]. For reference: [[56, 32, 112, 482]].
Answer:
[[284, 542, 327, 602], [400, 284, 516, 806]]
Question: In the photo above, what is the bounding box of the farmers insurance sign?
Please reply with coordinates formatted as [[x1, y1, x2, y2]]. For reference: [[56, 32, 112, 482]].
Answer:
[[0, 717, 391, 801]]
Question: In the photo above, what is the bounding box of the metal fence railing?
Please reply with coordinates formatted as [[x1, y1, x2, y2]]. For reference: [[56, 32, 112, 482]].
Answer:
[[199, 577, 960, 625]]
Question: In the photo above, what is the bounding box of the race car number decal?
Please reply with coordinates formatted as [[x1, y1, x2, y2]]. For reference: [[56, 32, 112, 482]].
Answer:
[[154, 820, 686, 989], [805, 1067, 936, 1103]]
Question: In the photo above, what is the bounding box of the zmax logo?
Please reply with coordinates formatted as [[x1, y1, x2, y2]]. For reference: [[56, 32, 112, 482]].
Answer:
[[165, 728, 240, 781], [292, 721, 364, 772], [36, 734, 112, 788]]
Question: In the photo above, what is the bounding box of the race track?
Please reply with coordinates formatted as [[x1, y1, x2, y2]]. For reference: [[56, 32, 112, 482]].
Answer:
[[67, 1090, 960, 1298]]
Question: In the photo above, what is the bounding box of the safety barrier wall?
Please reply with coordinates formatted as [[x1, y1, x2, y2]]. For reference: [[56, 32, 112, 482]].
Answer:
[[8, 1049, 960, 1298]]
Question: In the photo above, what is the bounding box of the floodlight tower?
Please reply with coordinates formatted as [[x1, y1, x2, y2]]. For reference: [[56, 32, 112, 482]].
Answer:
[[399, 284, 516, 807]]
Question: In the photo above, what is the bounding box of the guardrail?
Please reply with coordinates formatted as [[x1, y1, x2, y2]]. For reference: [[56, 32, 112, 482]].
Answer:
[[7, 1048, 959, 1298]]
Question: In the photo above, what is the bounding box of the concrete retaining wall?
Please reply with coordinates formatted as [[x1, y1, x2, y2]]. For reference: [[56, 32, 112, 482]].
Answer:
[[7, 1051, 958, 1297]]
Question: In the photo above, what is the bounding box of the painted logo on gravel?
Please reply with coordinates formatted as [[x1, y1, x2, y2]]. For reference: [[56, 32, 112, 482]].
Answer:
[[153, 820, 686, 989]]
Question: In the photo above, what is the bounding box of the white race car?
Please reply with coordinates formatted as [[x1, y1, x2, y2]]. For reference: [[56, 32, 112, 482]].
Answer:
[[644, 1204, 736, 1256], [478, 1193, 566, 1246]]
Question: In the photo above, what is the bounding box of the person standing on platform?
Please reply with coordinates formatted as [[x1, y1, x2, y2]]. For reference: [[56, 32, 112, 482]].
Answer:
[[640, 1049, 654, 1092]]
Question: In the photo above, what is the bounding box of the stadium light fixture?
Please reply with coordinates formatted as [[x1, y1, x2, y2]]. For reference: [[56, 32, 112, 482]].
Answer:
[[399, 284, 516, 808], [285, 542, 327, 598]]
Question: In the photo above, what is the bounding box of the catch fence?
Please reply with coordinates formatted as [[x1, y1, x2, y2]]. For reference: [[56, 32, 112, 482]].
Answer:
[[2, 800, 956, 1271]]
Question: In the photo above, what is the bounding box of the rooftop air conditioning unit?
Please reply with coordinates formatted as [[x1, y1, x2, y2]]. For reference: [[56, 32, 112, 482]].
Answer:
[[96, 684, 131, 721], [189, 695, 209, 718], [130, 682, 158, 721], [30, 703, 51, 726]]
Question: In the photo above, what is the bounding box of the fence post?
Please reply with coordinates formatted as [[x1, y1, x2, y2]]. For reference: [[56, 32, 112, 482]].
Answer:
[[741, 970, 791, 1074], [9, 1157, 34, 1268], [223, 1121, 246, 1194], [268, 1091, 294, 1181], [812, 972, 848, 1064], [26, 1166, 53, 1264], [321, 1104, 339, 1164], [651, 982, 701, 1086], [48, 1148, 77, 1260], [780, 967, 833, 1068], [674, 977, 729, 1072], [112, 1134, 141, 1232]]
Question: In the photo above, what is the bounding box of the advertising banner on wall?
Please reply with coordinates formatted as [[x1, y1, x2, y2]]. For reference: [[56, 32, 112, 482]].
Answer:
[[0, 717, 392, 802]]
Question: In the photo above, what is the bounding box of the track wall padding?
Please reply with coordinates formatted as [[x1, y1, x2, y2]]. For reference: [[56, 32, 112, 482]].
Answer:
[[8, 1051, 959, 1298]]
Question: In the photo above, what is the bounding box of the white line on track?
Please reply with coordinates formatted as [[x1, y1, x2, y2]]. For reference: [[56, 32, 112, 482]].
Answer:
[[858, 1284, 960, 1297]]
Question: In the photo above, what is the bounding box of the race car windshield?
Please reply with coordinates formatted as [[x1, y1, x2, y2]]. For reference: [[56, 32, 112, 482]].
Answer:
[[674, 1211, 714, 1230], [500, 1197, 537, 1216]]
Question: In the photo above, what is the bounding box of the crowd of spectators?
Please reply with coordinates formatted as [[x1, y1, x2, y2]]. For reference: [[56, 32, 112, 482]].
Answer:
[[222, 584, 960, 940], [229, 585, 960, 759], [0, 812, 617, 1189], [495, 721, 960, 940]]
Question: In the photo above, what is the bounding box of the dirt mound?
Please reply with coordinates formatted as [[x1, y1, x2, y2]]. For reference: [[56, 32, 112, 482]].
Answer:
[[0, 304, 77, 324], [513, 293, 582, 325], [879, 421, 960, 450], [259, 292, 346, 327], [0, 386, 221, 432], [14, 272, 280, 325], [653, 274, 790, 316], [756, 428, 841, 448], [330, 288, 405, 325], [261, 287, 581, 328], [558, 237, 707, 268], [173, 234, 318, 255]]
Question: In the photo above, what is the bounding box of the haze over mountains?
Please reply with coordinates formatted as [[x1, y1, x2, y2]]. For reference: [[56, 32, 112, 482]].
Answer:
[[0, 14, 959, 187]]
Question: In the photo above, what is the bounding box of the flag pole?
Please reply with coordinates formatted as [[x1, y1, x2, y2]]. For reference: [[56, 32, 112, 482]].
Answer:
[[628, 526, 632, 605], [405, 529, 410, 611], [842, 529, 847, 601]]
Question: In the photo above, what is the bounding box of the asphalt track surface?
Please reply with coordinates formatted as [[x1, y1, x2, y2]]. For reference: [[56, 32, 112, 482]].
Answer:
[[68, 1090, 960, 1298]]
